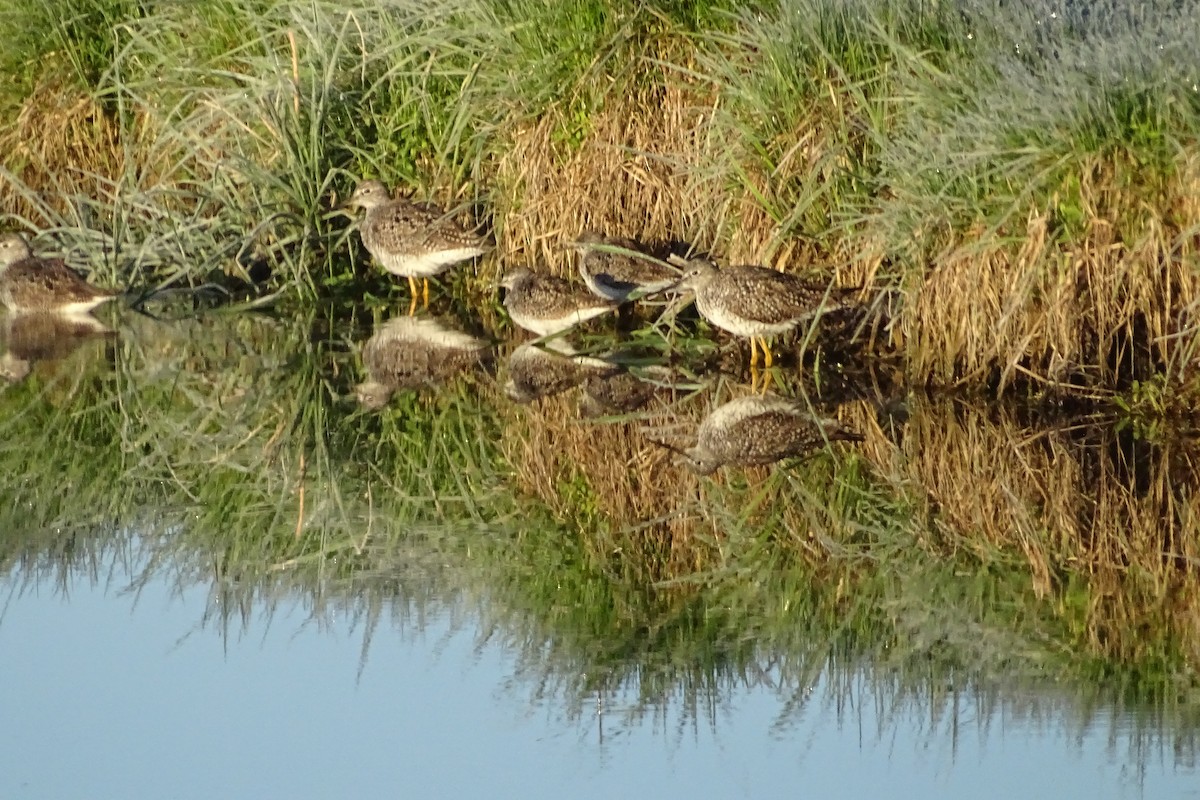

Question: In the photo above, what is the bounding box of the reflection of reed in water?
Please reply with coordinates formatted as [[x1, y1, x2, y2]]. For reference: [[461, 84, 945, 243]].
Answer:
[[504, 340, 621, 405], [851, 394, 1200, 664], [356, 316, 491, 409], [0, 312, 112, 383]]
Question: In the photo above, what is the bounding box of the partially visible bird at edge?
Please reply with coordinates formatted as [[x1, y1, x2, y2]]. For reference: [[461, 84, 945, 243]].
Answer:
[[0, 233, 117, 316]]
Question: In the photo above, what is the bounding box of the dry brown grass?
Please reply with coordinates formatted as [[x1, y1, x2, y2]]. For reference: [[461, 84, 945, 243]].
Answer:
[[899, 154, 1200, 392], [0, 80, 125, 226]]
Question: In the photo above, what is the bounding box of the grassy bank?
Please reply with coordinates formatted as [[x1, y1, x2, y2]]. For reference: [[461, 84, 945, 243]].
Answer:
[[0, 0, 1197, 392], [0, 0, 1199, 709]]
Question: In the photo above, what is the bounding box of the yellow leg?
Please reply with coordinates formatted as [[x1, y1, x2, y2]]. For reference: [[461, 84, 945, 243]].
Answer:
[[407, 275, 418, 296], [749, 336, 759, 367], [407, 294, 418, 317], [761, 338, 774, 368], [758, 367, 774, 395], [422, 278, 430, 307]]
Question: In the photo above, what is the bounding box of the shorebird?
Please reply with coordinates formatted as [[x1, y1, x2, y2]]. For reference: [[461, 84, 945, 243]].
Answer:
[[671, 256, 858, 367], [356, 315, 490, 409], [504, 339, 620, 404], [0, 233, 116, 315], [341, 180, 490, 307], [499, 267, 618, 337], [679, 394, 862, 475], [568, 231, 679, 303]]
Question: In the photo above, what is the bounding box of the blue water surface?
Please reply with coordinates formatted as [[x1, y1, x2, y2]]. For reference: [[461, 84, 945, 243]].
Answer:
[[1, 569, 1195, 800]]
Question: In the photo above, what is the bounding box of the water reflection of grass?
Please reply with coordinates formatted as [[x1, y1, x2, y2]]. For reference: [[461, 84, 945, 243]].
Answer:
[[0, 0, 1199, 740], [0, 305, 1198, 778]]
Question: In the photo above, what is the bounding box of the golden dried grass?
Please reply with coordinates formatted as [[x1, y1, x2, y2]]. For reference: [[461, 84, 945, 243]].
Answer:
[[0, 80, 124, 225], [899, 153, 1200, 391]]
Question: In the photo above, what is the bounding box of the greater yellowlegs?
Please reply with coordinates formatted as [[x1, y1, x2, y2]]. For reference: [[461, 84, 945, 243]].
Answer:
[[505, 340, 620, 404], [0, 233, 116, 315], [356, 315, 490, 409], [671, 256, 858, 367], [568, 231, 679, 303], [499, 267, 618, 337], [681, 394, 862, 474], [341, 180, 490, 306]]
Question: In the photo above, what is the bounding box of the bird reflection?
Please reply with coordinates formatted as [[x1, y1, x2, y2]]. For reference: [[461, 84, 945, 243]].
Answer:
[[504, 340, 621, 404], [0, 312, 112, 384], [578, 365, 678, 418], [674, 393, 862, 474], [356, 315, 491, 409]]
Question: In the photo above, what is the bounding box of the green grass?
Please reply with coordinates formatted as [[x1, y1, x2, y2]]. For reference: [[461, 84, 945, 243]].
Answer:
[[1, 0, 1199, 734]]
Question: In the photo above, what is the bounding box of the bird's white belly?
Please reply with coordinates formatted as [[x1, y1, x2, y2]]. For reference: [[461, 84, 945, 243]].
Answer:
[[375, 247, 484, 278], [696, 295, 795, 338]]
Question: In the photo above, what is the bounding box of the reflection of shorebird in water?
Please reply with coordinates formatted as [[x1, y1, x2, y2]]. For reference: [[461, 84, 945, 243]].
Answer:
[[670, 256, 859, 368], [567, 231, 679, 303], [356, 316, 491, 409], [578, 365, 678, 418], [662, 394, 862, 475], [340, 180, 491, 309], [499, 267, 619, 337], [0, 233, 118, 315], [0, 312, 114, 383], [504, 340, 621, 405]]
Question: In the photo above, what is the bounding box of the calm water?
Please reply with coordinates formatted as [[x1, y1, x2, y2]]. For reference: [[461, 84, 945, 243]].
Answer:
[[1, 558, 1196, 800], [1, 304, 1199, 799]]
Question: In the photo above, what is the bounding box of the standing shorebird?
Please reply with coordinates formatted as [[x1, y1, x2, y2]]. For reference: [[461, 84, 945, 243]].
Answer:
[[568, 231, 679, 303], [356, 315, 491, 409], [679, 394, 862, 475], [0, 233, 116, 315], [341, 180, 490, 307], [499, 267, 618, 337], [671, 257, 858, 367]]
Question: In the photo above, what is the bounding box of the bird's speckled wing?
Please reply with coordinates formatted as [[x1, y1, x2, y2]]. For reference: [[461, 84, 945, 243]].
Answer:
[[582, 238, 676, 286], [714, 266, 854, 325], [0, 258, 115, 312], [362, 199, 487, 256], [505, 273, 616, 319]]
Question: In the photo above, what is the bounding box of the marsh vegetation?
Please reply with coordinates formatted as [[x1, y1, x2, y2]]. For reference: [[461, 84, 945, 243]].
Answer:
[[1, 0, 1199, 750]]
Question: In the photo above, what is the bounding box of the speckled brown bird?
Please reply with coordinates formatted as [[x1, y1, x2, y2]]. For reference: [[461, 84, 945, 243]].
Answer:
[[0, 233, 117, 315], [672, 256, 858, 366], [499, 267, 618, 337], [356, 315, 490, 409], [504, 340, 620, 404], [568, 231, 679, 303], [341, 180, 490, 305], [682, 394, 862, 475]]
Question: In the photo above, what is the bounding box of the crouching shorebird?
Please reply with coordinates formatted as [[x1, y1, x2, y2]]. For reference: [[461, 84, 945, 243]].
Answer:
[[568, 231, 679, 303], [341, 180, 490, 308], [675, 394, 862, 475], [499, 267, 618, 338], [671, 256, 859, 367], [0, 233, 117, 315]]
